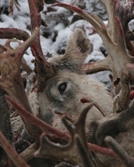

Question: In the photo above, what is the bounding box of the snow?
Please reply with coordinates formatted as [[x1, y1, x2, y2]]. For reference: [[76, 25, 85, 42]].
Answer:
[[129, 19, 134, 31], [0, 0, 9, 8], [0, 0, 111, 87], [1, 14, 19, 28], [51, 27, 72, 54], [13, 1, 30, 16]]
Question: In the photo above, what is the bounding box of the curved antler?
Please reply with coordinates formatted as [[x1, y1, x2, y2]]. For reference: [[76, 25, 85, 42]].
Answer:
[[53, 1, 134, 85]]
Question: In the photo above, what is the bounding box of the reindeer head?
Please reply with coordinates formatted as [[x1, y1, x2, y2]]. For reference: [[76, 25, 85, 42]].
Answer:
[[37, 28, 112, 132]]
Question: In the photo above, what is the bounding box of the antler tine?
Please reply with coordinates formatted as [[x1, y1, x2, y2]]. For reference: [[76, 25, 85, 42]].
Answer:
[[35, 133, 95, 167], [35, 104, 97, 166], [116, 0, 134, 55], [0, 27, 47, 65], [113, 76, 130, 113], [16, 28, 38, 59], [53, 1, 125, 48], [81, 97, 108, 117], [53, 1, 112, 44], [0, 28, 30, 41], [0, 44, 8, 53], [75, 134, 99, 167], [26, 0, 56, 91], [0, 28, 42, 66], [100, 0, 117, 43], [74, 103, 94, 143], [95, 0, 129, 48], [4, 0, 49, 66], [35, 133, 80, 165], [105, 136, 134, 167], [0, 131, 30, 167], [20, 143, 36, 162], [5, 39, 22, 49], [0, 28, 38, 105], [27, 0, 49, 66]]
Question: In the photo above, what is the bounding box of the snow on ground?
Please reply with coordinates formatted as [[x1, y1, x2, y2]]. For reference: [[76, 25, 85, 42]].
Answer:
[[0, 0, 112, 87]]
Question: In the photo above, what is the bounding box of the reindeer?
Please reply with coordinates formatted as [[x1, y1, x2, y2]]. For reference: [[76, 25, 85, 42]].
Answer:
[[36, 28, 112, 132], [0, 0, 134, 167]]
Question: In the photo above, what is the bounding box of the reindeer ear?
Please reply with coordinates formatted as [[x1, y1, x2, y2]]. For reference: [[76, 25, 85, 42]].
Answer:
[[64, 28, 93, 63]]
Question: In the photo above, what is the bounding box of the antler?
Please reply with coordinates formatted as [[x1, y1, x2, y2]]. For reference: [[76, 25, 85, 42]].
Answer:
[[6, 95, 134, 165], [115, 0, 134, 55], [0, 131, 30, 167], [35, 103, 97, 167], [53, 1, 134, 85], [0, 0, 56, 141], [0, 28, 37, 107], [0, 28, 43, 140], [1, 0, 55, 92], [105, 136, 134, 167]]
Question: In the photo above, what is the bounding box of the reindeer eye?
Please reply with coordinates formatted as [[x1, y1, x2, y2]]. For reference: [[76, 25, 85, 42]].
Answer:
[[58, 82, 67, 94]]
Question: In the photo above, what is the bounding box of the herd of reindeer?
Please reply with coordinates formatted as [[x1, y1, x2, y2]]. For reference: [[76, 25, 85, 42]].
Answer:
[[0, 0, 134, 167]]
